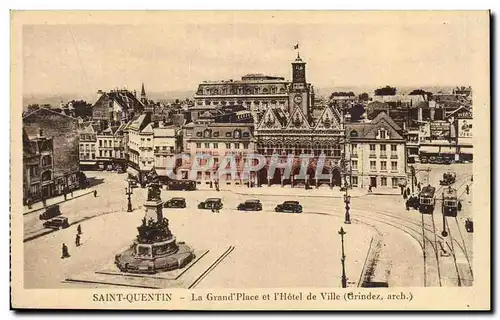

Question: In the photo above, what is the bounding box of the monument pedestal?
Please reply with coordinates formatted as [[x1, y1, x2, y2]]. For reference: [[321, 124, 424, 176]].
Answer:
[[114, 179, 195, 274]]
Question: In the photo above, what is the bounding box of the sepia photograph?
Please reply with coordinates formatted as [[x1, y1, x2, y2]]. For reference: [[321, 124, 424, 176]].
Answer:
[[10, 10, 491, 310]]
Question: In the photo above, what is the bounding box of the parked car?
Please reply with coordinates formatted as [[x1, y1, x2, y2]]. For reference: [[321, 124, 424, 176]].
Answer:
[[237, 199, 262, 211], [164, 197, 187, 208], [167, 180, 196, 191], [39, 205, 61, 220], [275, 201, 303, 213], [198, 198, 223, 210], [43, 216, 69, 230]]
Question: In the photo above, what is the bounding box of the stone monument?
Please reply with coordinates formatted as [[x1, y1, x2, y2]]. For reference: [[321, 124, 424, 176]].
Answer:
[[114, 169, 195, 274]]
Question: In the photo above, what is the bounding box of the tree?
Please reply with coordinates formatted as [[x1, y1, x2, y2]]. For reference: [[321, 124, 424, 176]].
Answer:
[[374, 85, 397, 96], [358, 92, 369, 101], [409, 89, 433, 98], [26, 104, 40, 114], [330, 91, 355, 99], [349, 104, 365, 122], [69, 100, 93, 118]]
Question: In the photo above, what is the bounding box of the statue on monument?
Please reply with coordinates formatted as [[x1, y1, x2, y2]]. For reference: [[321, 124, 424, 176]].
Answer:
[[146, 168, 162, 201]]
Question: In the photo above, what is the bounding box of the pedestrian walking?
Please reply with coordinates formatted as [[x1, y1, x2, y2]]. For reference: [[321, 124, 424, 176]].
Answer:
[[75, 234, 81, 247], [64, 192, 67, 201], [403, 190, 407, 199], [466, 185, 470, 195], [400, 185, 404, 195], [77, 224, 82, 235], [93, 190, 98, 197], [61, 243, 70, 259], [458, 201, 462, 211], [368, 185, 372, 193], [71, 189, 74, 197], [471, 175, 473, 182]]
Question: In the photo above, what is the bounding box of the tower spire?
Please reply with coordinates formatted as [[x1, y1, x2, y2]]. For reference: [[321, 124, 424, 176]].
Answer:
[[141, 82, 146, 97]]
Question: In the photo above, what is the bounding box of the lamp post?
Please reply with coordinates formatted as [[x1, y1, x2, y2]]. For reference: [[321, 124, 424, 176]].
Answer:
[[344, 191, 351, 224], [125, 179, 133, 212], [441, 192, 448, 237], [338, 226, 347, 288]]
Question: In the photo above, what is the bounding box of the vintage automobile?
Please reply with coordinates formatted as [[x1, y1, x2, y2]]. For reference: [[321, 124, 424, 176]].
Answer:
[[237, 199, 263, 211], [43, 216, 69, 230], [405, 194, 420, 210], [440, 172, 456, 186], [198, 198, 223, 210], [167, 180, 197, 191], [275, 201, 303, 213], [39, 204, 61, 220], [164, 197, 187, 208]]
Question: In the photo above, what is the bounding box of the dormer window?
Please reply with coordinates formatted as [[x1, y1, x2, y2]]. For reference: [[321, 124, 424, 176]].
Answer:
[[350, 130, 358, 137], [234, 130, 241, 139], [204, 129, 211, 138], [213, 131, 220, 137], [378, 128, 389, 139]]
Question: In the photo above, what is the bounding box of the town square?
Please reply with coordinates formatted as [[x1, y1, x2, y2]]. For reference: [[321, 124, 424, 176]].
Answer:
[[18, 15, 478, 294]]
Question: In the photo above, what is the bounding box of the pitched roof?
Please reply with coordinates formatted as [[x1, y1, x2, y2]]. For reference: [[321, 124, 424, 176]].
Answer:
[[141, 123, 154, 134], [22, 107, 78, 122], [347, 112, 403, 140], [285, 106, 311, 130], [256, 107, 288, 130], [314, 106, 342, 130], [371, 111, 402, 131]]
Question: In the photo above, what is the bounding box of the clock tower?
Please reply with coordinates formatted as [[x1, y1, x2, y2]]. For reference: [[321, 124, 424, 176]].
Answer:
[[288, 52, 311, 120]]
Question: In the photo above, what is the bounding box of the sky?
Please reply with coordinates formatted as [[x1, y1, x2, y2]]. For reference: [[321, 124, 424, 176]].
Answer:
[[21, 12, 488, 99]]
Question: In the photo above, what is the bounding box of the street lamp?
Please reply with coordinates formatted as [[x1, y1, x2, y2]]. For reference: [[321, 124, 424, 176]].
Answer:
[[125, 179, 133, 212], [338, 226, 347, 288], [441, 192, 448, 237], [344, 191, 351, 224]]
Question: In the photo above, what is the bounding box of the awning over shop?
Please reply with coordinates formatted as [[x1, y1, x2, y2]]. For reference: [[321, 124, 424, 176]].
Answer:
[[460, 148, 474, 155], [419, 146, 440, 154], [79, 161, 97, 165], [439, 146, 456, 154]]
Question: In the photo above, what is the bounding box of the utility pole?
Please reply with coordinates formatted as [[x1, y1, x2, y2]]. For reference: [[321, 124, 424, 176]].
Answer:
[[339, 227, 347, 288]]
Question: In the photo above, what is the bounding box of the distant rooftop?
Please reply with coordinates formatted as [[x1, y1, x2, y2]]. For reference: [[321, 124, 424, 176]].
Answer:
[[201, 74, 287, 84]]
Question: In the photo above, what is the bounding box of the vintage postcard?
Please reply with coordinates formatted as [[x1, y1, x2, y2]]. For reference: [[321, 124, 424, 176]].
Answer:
[[10, 11, 490, 310]]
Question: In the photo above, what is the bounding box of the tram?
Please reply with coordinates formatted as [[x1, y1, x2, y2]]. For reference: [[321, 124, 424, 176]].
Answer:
[[419, 185, 436, 214], [442, 187, 458, 217]]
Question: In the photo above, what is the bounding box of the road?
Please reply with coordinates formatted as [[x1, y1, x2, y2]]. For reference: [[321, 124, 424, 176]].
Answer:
[[24, 164, 473, 288]]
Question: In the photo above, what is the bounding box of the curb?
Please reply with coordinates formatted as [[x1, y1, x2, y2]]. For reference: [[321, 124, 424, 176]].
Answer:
[[23, 190, 94, 216]]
